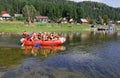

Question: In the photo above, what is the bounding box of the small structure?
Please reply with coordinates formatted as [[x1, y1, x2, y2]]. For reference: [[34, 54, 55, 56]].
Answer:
[[62, 17, 67, 23], [54, 18, 62, 24], [35, 16, 49, 24], [14, 14, 23, 17], [80, 18, 89, 24], [107, 23, 116, 31], [117, 21, 120, 24], [1, 11, 7, 14], [69, 18, 74, 24], [55, 17, 68, 24], [1, 11, 11, 20], [0, 17, 3, 20], [116, 20, 120, 25], [2, 14, 11, 20]]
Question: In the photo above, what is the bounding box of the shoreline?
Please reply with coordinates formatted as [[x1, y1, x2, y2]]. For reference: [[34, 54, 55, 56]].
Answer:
[[0, 23, 91, 33], [0, 22, 119, 34]]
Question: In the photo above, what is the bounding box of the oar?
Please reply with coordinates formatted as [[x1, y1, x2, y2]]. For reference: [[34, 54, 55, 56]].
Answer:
[[21, 43, 24, 46]]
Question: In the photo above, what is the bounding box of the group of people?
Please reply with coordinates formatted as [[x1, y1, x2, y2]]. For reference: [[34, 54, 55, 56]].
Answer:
[[22, 31, 59, 41]]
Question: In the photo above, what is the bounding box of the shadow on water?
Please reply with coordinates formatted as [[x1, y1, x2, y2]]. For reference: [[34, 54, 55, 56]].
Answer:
[[0, 31, 120, 78]]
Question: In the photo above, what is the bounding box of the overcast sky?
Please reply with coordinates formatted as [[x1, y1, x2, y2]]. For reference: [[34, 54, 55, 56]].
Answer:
[[69, 0, 120, 8]]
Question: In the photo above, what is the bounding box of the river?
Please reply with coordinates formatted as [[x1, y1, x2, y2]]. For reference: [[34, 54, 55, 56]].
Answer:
[[0, 31, 120, 78]]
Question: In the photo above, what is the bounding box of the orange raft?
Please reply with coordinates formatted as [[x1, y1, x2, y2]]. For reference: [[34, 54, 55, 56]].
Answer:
[[20, 37, 66, 46]]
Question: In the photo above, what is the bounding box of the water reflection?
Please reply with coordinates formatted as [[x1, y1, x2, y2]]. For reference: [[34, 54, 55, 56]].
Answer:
[[65, 31, 118, 47], [0, 31, 120, 78], [22, 45, 66, 57], [0, 46, 25, 68]]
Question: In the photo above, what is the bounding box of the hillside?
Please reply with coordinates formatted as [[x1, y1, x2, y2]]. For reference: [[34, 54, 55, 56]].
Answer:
[[77, 1, 120, 20], [0, 0, 120, 21]]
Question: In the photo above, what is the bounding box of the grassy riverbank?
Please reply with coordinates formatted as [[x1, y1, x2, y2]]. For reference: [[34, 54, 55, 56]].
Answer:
[[1, 21, 120, 33], [0, 21, 90, 33]]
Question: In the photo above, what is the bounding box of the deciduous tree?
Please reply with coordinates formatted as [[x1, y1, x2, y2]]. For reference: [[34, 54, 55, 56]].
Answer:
[[22, 4, 37, 24]]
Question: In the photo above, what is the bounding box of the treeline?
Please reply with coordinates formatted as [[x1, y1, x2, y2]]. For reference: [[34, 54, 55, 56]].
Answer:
[[0, 0, 120, 22]]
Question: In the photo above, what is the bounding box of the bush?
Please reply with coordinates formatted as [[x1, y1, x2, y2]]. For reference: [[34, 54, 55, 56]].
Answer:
[[16, 16, 25, 21]]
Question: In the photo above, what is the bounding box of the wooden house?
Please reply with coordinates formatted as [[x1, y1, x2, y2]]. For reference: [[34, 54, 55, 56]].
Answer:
[[35, 16, 49, 24]]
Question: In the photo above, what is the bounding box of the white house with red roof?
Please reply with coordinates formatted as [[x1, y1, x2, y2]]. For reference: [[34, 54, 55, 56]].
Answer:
[[1, 11, 11, 20]]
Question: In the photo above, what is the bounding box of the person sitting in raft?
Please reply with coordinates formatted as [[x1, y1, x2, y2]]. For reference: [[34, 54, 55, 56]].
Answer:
[[46, 32, 51, 40], [43, 32, 48, 41], [22, 31, 30, 40], [30, 32, 38, 41], [38, 32, 43, 40], [22, 31, 27, 38], [50, 33, 54, 40], [54, 33, 59, 39]]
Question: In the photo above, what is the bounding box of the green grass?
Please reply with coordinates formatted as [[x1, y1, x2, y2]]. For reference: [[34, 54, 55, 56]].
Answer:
[[0, 22, 91, 33]]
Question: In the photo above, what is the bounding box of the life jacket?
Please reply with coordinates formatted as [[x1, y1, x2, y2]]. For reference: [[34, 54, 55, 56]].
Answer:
[[22, 32, 27, 38]]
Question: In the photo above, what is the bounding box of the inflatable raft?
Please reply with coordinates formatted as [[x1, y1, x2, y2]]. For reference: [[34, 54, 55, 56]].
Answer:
[[20, 37, 66, 46]]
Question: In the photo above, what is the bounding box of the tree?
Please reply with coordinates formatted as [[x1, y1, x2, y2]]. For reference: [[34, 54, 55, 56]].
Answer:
[[22, 4, 37, 24], [0, 0, 120, 22], [97, 16, 104, 25], [76, 7, 84, 18], [103, 15, 109, 25]]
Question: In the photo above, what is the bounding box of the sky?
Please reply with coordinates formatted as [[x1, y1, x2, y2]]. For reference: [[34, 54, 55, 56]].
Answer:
[[69, 0, 120, 8]]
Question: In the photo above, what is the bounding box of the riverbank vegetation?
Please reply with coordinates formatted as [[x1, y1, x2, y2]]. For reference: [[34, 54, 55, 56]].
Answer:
[[0, 22, 90, 33], [1, 21, 120, 33], [0, 0, 120, 22], [0, 0, 120, 33]]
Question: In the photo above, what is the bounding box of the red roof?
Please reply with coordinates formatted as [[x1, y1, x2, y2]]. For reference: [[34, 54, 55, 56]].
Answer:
[[1, 11, 8, 14]]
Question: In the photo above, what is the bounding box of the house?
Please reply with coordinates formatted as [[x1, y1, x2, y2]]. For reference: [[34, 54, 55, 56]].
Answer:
[[0, 17, 3, 20], [1, 11, 7, 14], [80, 18, 89, 24], [62, 17, 67, 23], [55, 17, 67, 24], [14, 14, 23, 17], [2, 14, 11, 20], [116, 20, 120, 25], [69, 18, 74, 24], [1, 11, 11, 20], [35, 16, 49, 24]]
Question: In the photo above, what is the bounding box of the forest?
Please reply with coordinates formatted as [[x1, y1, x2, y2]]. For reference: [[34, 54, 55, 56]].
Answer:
[[0, 0, 120, 23]]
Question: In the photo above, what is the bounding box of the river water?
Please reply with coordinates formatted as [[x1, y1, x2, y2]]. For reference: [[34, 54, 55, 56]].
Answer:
[[0, 31, 120, 78]]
